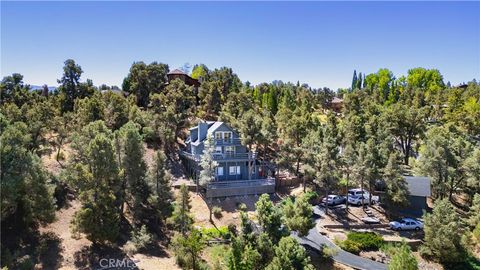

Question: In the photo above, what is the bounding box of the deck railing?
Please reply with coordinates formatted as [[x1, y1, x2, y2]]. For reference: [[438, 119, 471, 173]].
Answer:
[[207, 178, 275, 189], [180, 151, 256, 161], [214, 138, 242, 145]]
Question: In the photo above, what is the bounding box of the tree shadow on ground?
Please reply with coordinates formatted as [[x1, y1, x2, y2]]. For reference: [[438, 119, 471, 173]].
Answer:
[[138, 241, 170, 258], [306, 246, 339, 270], [168, 156, 189, 179], [74, 244, 140, 270], [36, 232, 64, 269], [0, 218, 64, 270]]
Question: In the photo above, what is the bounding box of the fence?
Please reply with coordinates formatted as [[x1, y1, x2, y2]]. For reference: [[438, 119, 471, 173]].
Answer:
[[275, 175, 302, 187]]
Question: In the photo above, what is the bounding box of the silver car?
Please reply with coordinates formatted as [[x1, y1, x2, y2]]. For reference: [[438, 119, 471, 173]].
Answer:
[[322, 195, 346, 206], [389, 218, 424, 231]]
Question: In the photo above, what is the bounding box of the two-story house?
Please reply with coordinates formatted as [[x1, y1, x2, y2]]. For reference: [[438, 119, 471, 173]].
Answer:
[[180, 121, 275, 198]]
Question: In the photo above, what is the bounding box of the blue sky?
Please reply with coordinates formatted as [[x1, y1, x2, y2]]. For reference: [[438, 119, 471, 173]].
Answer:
[[1, 1, 479, 89]]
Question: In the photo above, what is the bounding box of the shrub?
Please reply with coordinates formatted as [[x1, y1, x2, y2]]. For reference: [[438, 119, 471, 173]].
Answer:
[[346, 231, 384, 250], [237, 203, 247, 212], [124, 241, 138, 255], [384, 242, 418, 270], [227, 223, 238, 237], [1, 247, 12, 269], [200, 226, 230, 240], [339, 239, 361, 254], [322, 246, 339, 258], [304, 191, 319, 205], [142, 126, 157, 143], [212, 206, 222, 218], [171, 230, 206, 270], [16, 255, 33, 270], [473, 223, 480, 240], [131, 225, 154, 250]]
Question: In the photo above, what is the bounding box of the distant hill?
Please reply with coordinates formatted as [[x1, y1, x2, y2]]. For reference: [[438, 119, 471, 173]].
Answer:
[[29, 85, 57, 92]]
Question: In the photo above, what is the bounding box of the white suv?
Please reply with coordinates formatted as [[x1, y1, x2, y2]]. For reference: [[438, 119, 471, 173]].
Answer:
[[348, 188, 369, 197], [347, 189, 378, 206]]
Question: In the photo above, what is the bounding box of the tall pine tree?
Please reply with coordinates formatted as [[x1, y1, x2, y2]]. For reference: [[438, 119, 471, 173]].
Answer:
[[351, 70, 358, 90]]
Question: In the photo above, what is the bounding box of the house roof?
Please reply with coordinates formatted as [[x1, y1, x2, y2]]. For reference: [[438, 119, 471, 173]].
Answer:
[[168, 69, 187, 75], [404, 176, 431, 197], [331, 97, 343, 104], [207, 122, 225, 134]]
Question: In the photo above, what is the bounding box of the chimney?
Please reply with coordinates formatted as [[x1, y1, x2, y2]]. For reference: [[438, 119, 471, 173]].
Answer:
[[198, 121, 209, 142]]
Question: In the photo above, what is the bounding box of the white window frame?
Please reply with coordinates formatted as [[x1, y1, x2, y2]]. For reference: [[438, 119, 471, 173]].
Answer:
[[223, 131, 232, 142], [236, 166, 241, 175], [215, 146, 222, 153], [225, 146, 235, 155], [229, 166, 237, 175], [215, 132, 222, 140], [216, 167, 224, 176]]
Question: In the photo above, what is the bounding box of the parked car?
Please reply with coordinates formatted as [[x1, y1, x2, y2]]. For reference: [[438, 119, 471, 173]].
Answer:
[[347, 188, 379, 206], [389, 218, 424, 231], [322, 195, 346, 206], [347, 194, 379, 206], [348, 188, 369, 197]]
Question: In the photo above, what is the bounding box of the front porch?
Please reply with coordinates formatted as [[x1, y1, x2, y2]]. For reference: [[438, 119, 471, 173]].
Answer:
[[206, 178, 276, 198]]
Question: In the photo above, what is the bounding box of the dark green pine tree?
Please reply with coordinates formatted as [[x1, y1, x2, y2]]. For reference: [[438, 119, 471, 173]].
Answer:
[[357, 72, 363, 90], [351, 70, 358, 90]]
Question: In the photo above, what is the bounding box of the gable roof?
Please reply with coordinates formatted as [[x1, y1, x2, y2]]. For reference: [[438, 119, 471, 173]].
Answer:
[[168, 69, 187, 75], [404, 176, 431, 197], [207, 121, 226, 134]]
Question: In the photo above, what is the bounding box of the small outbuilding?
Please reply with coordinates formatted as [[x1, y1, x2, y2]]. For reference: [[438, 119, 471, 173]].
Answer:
[[401, 176, 431, 217], [331, 97, 344, 113]]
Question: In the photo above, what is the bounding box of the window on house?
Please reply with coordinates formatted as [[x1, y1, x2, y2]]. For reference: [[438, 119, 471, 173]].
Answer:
[[224, 132, 232, 142], [215, 146, 222, 153], [215, 132, 222, 140], [225, 146, 235, 155], [217, 167, 224, 176], [236, 166, 241, 175], [229, 166, 236, 175]]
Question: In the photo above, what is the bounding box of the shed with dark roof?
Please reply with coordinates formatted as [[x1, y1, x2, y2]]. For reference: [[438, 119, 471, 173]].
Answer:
[[401, 176, 431, 217]]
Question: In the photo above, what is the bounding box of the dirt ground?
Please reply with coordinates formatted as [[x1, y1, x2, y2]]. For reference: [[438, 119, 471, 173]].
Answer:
[[40, 142, 72, 176], [320, 204, 390, 226], [38, 199, 91, 269], [38, 142, 362, 270], [189, 191, 267, 228]]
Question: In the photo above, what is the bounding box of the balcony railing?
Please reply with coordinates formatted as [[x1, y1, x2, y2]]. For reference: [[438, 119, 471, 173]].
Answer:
[[212, 152, 256, 160], [207, 178, 275, 189], [180, 151, 256, 161], [213, 138, 242, 145]]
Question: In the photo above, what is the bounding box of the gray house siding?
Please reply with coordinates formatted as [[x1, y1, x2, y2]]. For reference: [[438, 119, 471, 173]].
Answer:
[[215, 161, 262, 181], [400, 195, 427, 217], [398, 176, 431, 217], [182, 121, 266, 182]]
